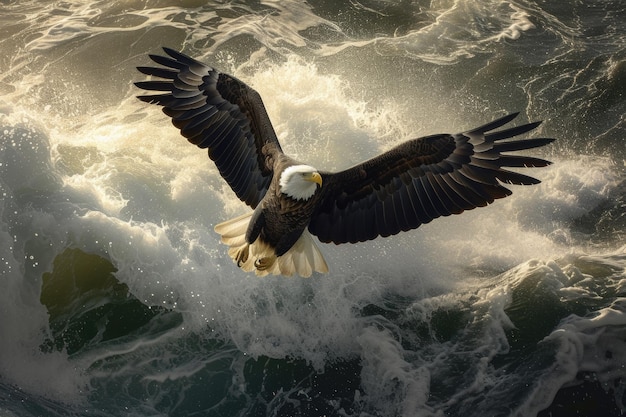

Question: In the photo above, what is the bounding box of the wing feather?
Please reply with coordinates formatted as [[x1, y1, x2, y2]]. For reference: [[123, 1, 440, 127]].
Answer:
[[309, 113, 554, 244], [426, 171, 460, 216], [412, 177, 437, 223], [405, 181, 432, 225], [385, 191, 403, 232], [439, 174, 475, 209], [135, 47, 282, 208], [431, 174, 466, 214]]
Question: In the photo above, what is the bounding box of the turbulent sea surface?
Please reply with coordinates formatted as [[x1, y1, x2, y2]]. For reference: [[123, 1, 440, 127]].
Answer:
[[1, 1, 625, 416]]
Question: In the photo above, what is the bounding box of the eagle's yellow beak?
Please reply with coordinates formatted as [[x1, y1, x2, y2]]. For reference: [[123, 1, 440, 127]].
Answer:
[[305, 172, 323, 187]]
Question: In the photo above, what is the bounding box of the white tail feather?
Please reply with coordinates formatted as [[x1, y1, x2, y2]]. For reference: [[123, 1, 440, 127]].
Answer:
[[214, 213, 329, 277], [214, 212, 250, 246]]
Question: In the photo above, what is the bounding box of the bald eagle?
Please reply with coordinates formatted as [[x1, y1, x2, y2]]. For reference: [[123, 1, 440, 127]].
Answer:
[[135, 48, 554, 277]]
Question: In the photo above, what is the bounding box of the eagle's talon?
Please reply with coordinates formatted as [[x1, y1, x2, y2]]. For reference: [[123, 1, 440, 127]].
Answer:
[[235, 245, 249, 267], [254, 256, 276, 271]]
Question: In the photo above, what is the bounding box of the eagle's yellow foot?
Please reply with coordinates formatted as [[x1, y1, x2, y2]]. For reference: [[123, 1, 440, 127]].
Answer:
[[254, 256, 276, 271], [235, 244, 250, 267]]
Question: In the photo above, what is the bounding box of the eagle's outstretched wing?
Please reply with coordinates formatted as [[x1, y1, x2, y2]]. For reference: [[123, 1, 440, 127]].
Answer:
[[135, 47, 282, 208], [309, 113, 554, 244]]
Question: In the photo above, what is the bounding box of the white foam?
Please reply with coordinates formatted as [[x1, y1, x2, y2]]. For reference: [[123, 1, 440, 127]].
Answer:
[[358, 327, 433, 417], [248, 56, 406, 170], [0, 117, 88, 403]]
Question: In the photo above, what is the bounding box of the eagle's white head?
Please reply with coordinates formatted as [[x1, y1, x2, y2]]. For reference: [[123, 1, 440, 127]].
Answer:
[[279, 164, 322, 201]]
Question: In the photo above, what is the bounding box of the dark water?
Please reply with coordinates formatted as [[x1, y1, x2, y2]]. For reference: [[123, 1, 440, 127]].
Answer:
[[1, 1, 625, 416]]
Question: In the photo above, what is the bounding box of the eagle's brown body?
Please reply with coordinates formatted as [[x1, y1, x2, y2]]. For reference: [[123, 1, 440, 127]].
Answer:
[[249, 155, 320, 257]]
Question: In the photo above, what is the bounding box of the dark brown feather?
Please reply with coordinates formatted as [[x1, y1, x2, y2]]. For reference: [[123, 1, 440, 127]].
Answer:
[[309, 113, 554, 244], [134, 47, 282, 208]]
